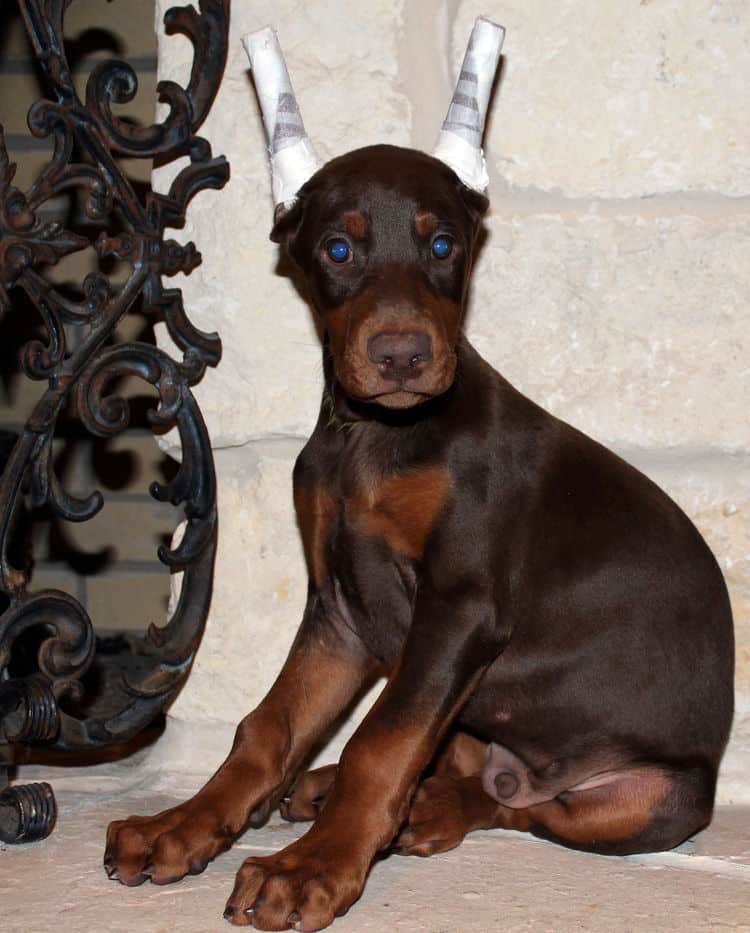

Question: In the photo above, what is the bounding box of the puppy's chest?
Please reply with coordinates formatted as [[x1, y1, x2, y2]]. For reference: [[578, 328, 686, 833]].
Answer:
[[294, 463, 451, 657], [296, 465, 450, 575]]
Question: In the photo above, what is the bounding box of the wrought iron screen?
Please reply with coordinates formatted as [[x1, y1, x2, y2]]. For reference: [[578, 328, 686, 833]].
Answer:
[[0, 0, 230, 842]]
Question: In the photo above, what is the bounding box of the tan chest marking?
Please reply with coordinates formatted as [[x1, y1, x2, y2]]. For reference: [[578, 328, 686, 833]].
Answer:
[[351, 465, 451, 560], [294, 485, 337, 588]]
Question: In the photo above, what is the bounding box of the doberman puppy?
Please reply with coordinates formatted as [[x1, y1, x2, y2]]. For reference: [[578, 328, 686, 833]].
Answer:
[[105, 145, 735, 931]]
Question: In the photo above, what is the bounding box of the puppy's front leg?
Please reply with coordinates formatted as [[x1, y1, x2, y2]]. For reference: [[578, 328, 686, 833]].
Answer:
[[104, 606, 376, 886], [225, 583, 505, 931]]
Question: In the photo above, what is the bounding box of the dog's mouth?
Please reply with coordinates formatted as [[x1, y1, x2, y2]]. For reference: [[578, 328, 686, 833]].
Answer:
[[359, 387, 438, 410], [330, 327, 459, 411], [335, 350, 457, 411], [340, 361, 455, 407]]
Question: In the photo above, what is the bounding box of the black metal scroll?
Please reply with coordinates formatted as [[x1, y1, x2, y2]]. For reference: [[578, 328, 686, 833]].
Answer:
[[0, 0, 230, 842]]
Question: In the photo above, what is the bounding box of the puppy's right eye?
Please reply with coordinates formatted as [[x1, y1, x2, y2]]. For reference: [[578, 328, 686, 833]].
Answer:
[[431, 235, 453, 259], [326, 239, 351, 263]]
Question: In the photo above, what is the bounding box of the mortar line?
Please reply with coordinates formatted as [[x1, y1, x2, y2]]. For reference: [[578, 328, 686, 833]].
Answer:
[[209, 436, 750, 469], [490, 185, 750, 220]]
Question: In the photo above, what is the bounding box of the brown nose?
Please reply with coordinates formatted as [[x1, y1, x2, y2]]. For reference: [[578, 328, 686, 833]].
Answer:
[[367, 332, 433, 379]]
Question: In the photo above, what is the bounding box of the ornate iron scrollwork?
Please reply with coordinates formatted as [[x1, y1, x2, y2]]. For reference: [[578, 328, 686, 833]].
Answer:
[[0, 0, 230, 842]]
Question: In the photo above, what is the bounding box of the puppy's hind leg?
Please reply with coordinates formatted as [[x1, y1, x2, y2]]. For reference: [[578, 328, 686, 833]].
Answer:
[[396, 753, 715, 858]]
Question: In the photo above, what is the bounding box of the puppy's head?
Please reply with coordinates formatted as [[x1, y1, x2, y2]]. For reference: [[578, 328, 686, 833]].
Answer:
[[271, 145, 487, 410]]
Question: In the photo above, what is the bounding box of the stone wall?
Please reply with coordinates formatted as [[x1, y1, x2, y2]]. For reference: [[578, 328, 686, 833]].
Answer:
[[153, 0, 750, 798]]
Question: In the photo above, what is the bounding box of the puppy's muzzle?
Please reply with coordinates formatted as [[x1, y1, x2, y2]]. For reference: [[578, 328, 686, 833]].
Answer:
[[367, 331, 433, 382]]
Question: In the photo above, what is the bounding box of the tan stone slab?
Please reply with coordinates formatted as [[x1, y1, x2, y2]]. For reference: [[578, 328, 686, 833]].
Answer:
[[25, 433, 171, 510], [119, 155, 154, 184], [2, 777, 749, 932], [467, 210, 750, 451], [0, 71, 47, 136], [27, 565, 81, 602], [680, 805, 750, 865], [454, 0, 750, 197], [4, 148, 55, 193], [41, 246, 98, 287], [112, 311, 162, 347], [86, 568, 171, 632], [89, 432, 177, 498], [151, 183, 750, 454], [62, 0, 158, 61], [168, 442, 306, 724], [0, 371, 45, 428], [31, 497, 178, 564], [1, 0, 157, 61], [49, 437, 94, 498]]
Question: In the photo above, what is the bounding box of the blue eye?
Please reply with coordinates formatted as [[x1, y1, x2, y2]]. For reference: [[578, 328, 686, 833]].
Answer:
[[327, 239, 351, 263], [431, 236, 453, 259]]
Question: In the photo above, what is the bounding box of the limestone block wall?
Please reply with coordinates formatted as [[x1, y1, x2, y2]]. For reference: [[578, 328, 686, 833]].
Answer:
[[153, 1, 750, 797]]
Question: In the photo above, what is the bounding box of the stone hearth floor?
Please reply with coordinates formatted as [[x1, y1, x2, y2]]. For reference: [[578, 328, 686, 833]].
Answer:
[[3, 752, 749, 932]]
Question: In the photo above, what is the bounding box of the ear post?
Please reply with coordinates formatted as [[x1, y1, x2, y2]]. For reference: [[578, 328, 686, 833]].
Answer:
[[431, 16, 505, 193], [241, 27, 323, 207]]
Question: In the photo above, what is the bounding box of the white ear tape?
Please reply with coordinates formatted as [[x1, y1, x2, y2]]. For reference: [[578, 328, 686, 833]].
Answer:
[[241, 27, 323, 207], [432, 16, 505, 193]]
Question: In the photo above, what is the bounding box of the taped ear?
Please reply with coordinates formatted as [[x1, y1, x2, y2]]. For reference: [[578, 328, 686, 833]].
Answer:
[[242, 27, 322, 208], [432, 17, 504, 194]]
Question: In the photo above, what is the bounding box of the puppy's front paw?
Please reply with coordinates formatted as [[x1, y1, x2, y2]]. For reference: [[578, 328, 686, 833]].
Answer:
[[223, 840, 363, 931], [104, 802, 236, 886]]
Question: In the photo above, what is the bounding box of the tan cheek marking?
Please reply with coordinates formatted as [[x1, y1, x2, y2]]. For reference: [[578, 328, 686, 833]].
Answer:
[[331, 292, 379, 391], [352, 466, 451, 559], [294, 485, 337, 588], [326, 302, 351, 359], [416, 284, 463, 346], [343, 210, 367, 240], [415, 210, 438, 238]]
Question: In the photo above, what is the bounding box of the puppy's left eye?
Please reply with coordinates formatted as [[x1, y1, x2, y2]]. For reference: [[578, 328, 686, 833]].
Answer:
[[327, 239, 351, 263], [431, 236, 453, 259]]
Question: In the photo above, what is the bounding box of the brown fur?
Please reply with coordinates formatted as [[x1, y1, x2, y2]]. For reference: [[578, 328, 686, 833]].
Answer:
[[294, 485, 337, 587]]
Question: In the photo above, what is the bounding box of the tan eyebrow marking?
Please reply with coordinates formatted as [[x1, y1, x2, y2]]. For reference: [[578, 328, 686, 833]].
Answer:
[[342, 210, 367, 239], [415, 210, 438, 238]]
